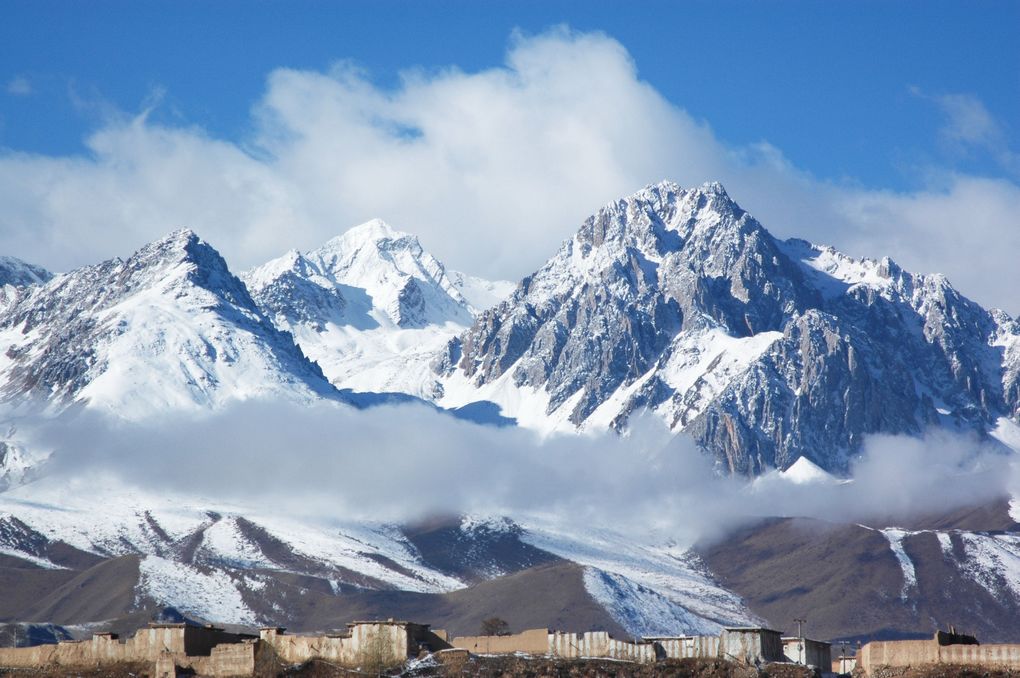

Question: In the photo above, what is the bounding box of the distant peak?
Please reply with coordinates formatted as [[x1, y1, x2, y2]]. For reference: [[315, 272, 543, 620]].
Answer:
[[128, 228, 229, 276], [699, 180, 728, 196], [630, 179, 729, 203], [133, 228, 202, 257], [163, 227, 200, 244], [345, 218, 403, 240], [647, 179, 683, 193], [318, 219, 422, 253], [0, 256, 52, 286]]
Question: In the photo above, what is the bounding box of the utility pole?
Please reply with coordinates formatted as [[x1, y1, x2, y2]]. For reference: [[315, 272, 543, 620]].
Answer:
[[793, 618, 807, 664]]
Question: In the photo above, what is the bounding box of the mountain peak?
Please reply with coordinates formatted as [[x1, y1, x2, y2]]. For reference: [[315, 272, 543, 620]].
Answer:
[[0, 229, 338, 417], [165, 226, 199, 242], [0, 256, 52, 287], [698, 180, 728, 196], [632, 179, 729, 202], [145, 227, 201, 254], [350, 217, 398, 238], [328, 218, 416, 249]]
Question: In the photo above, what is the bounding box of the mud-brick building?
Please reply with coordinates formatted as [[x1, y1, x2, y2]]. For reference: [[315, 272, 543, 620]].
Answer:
[[258, 621, 449, 667], [0, 623, 252, 669], [0, 620, 451, 676], [717, 628, 784, 664], [450, 626, 785, 665], [781, 635, 832, 669]]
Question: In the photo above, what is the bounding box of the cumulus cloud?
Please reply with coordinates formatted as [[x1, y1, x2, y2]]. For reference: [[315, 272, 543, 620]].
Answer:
[[13, 400, 1017, 544], [0, 28, 1018, 313]]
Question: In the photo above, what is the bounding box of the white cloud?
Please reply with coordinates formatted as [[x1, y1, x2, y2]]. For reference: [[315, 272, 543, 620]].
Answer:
[[5, 76, 32, 96], [910, 85, 1019, 177], [0, 29, 1018, 313], [15, 400, 1017, 543]]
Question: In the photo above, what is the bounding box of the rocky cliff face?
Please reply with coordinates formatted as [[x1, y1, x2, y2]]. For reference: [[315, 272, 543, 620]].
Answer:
[[440, 181, 1020, 473]]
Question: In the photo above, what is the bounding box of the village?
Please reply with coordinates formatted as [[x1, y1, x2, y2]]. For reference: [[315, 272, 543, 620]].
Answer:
[[2, 618, 1020, 677]]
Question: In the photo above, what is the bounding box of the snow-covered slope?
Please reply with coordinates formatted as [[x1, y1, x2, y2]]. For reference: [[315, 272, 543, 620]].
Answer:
[[0, 474, 758, 635], [0, 230, 340, 419], [438, 180, 1020, 473], [0, 256, 52, 315], [243, 220, 512, 399]]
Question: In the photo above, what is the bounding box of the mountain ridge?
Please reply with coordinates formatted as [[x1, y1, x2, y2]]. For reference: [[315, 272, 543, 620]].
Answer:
[[0, 228, 341, 418], [435, 180, 1020, 473]]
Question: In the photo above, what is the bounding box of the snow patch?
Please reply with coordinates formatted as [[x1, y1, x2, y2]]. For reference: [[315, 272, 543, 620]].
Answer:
[[583, 567, 722, 636], [780, 457, 838, 485], [990, 417, 1020, 452], [138, 555, 257, 625], [936, 532, 954, 558], [958, 533, 1020, 602], [520, 519, 759, 630], [880, 529, 917, 600]]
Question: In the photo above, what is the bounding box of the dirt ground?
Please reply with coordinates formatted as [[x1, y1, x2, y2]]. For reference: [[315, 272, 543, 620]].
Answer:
[[286, 656, 817, 678], [861, 666, 1020, 678], [0, 656, 818, 678], [0, 661, 152, 678]]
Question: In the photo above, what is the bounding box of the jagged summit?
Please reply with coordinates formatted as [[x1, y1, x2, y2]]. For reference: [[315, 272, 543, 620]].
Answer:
[[0, 182, 1016, 476], [438, 180, 1020, 474]]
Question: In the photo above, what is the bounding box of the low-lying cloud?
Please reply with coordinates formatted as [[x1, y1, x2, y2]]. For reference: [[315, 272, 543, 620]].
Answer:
[[0, 28, 1018, 314], [12, 399, 1018, 544]]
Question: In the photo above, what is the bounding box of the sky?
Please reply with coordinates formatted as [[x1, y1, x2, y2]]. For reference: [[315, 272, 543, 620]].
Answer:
[[1, 1, 1019, 312]]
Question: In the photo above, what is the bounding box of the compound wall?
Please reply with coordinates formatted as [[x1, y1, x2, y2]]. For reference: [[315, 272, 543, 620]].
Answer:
[[858, 638, 1020, 675]]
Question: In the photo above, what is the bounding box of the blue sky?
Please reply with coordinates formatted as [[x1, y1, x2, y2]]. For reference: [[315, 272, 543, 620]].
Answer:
[[1, 1, 1019, 312], [3, 0, 1017, 190]]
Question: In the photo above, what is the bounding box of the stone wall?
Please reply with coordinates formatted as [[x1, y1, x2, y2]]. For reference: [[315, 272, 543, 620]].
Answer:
[[449, 627, 782, 665], [0, 620, 800, 674], [649, 635, 720, 660], [0, 627, 259, 677], [548, 631, 657, 662], [184, 641, 259, 677], [450, 628, 550, 655], [858, 634, 1020, 675], [259, 621, 444, 669]]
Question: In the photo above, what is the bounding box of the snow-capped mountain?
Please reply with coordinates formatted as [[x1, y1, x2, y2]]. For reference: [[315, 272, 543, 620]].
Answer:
[[437, 181, 1020, 473], [0, 256, 52, 315], [0, 229, 340, 419], [243, 220, 513, 399], [0, 256, 51, 288], [0, 475, 758, 637], [2, 182, 1020, 643], [3, 472, 1020, 643]]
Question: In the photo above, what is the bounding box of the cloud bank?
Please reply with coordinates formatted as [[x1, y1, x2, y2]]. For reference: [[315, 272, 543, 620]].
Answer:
[[1, 28, 1018, 314], [15, 400, 1018, 544]]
